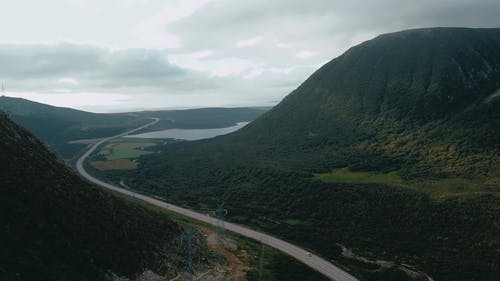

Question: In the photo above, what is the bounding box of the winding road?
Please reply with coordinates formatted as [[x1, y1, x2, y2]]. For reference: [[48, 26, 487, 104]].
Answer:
[[75, 118, 359, 281]]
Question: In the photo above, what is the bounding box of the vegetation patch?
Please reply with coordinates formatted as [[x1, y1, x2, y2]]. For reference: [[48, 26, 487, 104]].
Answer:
[[102, 142, 156, 160], [91, 159, 137, 171], [114, 142, 157, 149], [314, 168, 403, 185], [485, 88, 500, 104], [282, 219, 312, 226], [226, 232, 329, 281], [314, 168, 499, 199], [407, 177, 500, 199]]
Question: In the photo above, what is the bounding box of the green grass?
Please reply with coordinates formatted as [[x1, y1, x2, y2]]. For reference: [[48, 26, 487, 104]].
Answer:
[[105, 146, 152, 160], [314, 168, 403, 185], [107, 187, 329, 281], [407, 178, 500, 199], [485, 88, 500, 103], [283, 219, 312, 226], [106, 147, 149, 160], [228, 232, 329, 281], [314, 168, 499, 199]]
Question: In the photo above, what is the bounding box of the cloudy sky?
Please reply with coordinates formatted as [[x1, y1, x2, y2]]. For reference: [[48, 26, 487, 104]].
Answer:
[[1, 0, 499, 112]]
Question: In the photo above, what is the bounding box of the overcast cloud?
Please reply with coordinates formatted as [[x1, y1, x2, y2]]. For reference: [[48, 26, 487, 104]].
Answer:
[[1, 0, 499, 112]]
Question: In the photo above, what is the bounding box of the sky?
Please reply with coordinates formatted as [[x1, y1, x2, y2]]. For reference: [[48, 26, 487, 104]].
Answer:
[[1, 0, 499, 112]]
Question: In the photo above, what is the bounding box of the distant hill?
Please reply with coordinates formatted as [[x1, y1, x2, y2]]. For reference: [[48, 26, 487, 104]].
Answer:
[[116, 28, 500, 281], [0, 112, 191, 280], [0, 96, 148, 158], [0, 96, 268, 159]]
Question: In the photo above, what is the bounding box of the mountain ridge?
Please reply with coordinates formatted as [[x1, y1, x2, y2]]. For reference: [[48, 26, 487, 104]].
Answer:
[[228, 27, 500, 178]]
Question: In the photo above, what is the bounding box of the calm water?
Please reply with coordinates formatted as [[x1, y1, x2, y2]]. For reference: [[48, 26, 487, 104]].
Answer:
[[125, 122, 249, 140]]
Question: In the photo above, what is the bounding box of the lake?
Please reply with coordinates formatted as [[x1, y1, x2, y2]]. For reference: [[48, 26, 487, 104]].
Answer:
[[125, 122, 249, 140]]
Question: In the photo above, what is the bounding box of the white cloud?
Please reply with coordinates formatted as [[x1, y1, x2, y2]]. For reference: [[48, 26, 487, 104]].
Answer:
[[1, 0, 500, 111], [205, 58, 262, 78], [57, 77, 79, 86], [134, 0, 219, 49], [244, 68, 264, 79], [295, 50, 317, 59], [275, 41, 293, 49], [170, 52, 264, 79], [236, 36, 264, 47], [190, 50, 214, 59], [0, 43, 185, 92]]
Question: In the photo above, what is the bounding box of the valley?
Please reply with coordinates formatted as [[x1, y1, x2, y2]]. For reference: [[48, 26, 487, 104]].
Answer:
[[88, 28, 499, 281], [2, 26, 499, 281], [75, 118, 357, 281]]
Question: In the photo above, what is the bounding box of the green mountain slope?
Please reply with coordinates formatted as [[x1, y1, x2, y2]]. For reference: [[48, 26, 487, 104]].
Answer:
[[0, 112, 190, 281], [234, 27, 500, 178], [125, 28, 500, 184], [105, 28, 500, 281]]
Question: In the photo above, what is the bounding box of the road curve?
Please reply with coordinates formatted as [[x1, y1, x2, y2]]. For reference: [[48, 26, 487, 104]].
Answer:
[[75, 118, 359, 281]]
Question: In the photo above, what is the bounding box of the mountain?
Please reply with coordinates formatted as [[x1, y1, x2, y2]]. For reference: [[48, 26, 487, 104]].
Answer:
[[110, 28, 500, 280], [0, 96, 268, 159], [0, 112, 193, 281], [233, 27, 500, 178], [136, 28, 500, 178]]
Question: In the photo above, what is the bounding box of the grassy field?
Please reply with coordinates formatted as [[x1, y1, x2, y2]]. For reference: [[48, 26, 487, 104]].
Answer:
[[407, 177, 500, 199], [314, 168, 403, 185], [314, 167, 499, 199], [90, 141, 158, 170], [282, 219, 313, 226], [103, 142, 156, 160], [91, 159, 137, 171]]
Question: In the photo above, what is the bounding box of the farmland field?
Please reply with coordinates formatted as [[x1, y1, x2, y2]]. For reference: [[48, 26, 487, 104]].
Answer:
[[90, 141, 158, 170], [91, 159, 137, 171], [102, 142, 156, 160]]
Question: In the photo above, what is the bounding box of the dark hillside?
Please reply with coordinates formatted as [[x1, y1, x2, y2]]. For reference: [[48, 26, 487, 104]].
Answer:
[[0, 112, 188, 281]]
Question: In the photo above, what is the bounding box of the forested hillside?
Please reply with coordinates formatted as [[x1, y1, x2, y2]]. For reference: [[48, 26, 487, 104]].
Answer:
[[103, 28, 500, 281], [0, 112, 194, 281]]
